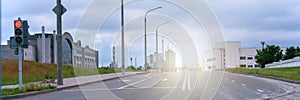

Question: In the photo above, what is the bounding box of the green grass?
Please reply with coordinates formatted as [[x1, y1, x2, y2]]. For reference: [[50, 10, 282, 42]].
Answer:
[[2, 60, 144, 86], [226, 67, 300, 81], [1, 60, 117, 86], [2, 85, 56, 96]]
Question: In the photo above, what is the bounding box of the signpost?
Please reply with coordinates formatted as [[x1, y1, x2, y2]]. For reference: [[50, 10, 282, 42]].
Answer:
[[53, 0, 67, 85]]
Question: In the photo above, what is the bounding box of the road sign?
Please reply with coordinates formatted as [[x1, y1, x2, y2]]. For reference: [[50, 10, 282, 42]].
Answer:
[[52, 5, 67, 15]]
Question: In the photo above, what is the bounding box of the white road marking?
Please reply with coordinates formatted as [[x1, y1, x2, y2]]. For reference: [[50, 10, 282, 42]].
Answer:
[[118, 78, 149, 89], [225, 77, 228, 80], [182, 72, 191, 90], [241, 84, 247, 86], [257, 89, 264, 93], [232, 80, 235, 83], [122, 80, 131, 82], [162, 78, 168, 81]]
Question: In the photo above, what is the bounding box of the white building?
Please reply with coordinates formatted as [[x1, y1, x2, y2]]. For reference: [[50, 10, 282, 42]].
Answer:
[[202, 41, 261, 70], [165, 49, 176, 72], [147, 49, 176, 72]]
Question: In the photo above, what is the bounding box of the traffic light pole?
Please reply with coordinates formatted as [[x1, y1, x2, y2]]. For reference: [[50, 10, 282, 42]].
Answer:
[[18, 46, 23, 90]]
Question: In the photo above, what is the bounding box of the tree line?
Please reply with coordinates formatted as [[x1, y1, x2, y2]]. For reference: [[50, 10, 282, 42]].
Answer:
[[255, 45, 300, 68]]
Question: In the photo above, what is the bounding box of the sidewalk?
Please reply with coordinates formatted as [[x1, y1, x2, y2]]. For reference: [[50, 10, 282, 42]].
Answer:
[[2, 72, 145, 99], [2, 72, 144, 90]]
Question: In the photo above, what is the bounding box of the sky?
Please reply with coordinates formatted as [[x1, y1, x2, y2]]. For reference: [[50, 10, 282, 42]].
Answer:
[[2, 0, 300, 67]]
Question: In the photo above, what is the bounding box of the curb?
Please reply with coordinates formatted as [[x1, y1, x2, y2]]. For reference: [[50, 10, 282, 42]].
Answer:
[[2, 72, 147, 100], [227, 72, 300, 85]]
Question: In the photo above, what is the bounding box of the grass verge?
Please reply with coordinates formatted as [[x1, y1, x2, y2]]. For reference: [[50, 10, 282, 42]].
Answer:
[[2, 60, 120, 86], [225, 67, 300, 81], [2, 85, 56, 96]]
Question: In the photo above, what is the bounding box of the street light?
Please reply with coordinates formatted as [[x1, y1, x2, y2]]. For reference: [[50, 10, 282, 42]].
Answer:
[[155, 21, 169, 70], [155, 21, 169, 54], [144, 7, 162, 70], [121, 0, 125, 75]]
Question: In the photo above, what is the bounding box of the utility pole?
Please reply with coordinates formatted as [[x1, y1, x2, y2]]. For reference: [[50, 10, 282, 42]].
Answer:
[[56, 0, 63, 85], [121, 0, 125, 75], [0, 0, 2, 97]]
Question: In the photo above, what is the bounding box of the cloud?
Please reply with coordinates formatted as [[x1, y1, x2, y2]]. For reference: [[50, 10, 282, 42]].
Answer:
[[208, 0, 300, 47]]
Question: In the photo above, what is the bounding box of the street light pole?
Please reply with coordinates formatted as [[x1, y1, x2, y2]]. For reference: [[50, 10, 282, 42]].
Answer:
[[155, 22, 169, 54], [144, 7, 162, 70], [155, 21, 169, 70], [121, 0, 125, 75]]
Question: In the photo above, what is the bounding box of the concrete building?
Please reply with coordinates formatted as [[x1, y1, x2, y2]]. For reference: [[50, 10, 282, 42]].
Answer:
[[147, 49, 176, 72], [165, 49, 176, 72], [1, 28, 99, 68], [202, 41, 258, 70], [202, 41, 287, 70]]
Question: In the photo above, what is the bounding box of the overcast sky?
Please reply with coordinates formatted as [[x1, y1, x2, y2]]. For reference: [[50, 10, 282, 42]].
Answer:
[[2, 0, 300, 67]]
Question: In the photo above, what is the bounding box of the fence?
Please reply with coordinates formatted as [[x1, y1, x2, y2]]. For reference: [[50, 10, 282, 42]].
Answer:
[[266, 57, 300, 68]]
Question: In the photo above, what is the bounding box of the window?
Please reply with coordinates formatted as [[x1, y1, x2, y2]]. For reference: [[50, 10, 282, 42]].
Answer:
[[248, 65, 253, 68], [62, 39, 72, 65], [255, 64, 260, 68], [240, 56, 246, 60], [240, 64, 246, 67], [247, 57, 253, 60]]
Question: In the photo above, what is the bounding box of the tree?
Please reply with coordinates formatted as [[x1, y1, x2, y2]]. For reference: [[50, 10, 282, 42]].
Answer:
[[295, 46, 300, 57], [283, 46, 296, 60], [255, 45, 283, 68]]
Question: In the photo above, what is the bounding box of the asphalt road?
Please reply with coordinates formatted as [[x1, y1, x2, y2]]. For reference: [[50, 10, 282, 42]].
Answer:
[[17, 71, 295, 100]]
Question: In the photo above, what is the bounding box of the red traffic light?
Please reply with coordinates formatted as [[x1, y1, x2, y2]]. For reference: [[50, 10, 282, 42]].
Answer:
[[14, 21, 22, 28]]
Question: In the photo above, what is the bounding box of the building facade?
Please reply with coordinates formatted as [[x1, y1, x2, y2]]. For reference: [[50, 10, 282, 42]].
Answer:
[[202, 41, 287, 70], [202, 41, 256, 70], [165, 49, 176, 72], [147, 49, 176, 72], [1, 29, 99, 68]]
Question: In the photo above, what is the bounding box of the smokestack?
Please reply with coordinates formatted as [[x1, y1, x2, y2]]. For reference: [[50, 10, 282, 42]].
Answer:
[[42, 26, 45, 63], [112, 46, 116, 68]]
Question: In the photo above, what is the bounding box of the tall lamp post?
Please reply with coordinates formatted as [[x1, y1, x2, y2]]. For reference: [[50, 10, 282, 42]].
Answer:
[[155, 21, 169, 70], [155, 21, 169, 54], [144, 7, 162, 70], [121, 0, 125, 75]]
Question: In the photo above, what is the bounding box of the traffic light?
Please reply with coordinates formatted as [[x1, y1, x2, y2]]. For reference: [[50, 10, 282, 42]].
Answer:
[[21, 20, 29, 48], [14, 18, 29, 48], [14, 18, 23, 44]]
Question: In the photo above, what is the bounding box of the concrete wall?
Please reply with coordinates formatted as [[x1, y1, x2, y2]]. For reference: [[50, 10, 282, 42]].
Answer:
[[36, 34, 52, 63], [24, 45, 36, 61]]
